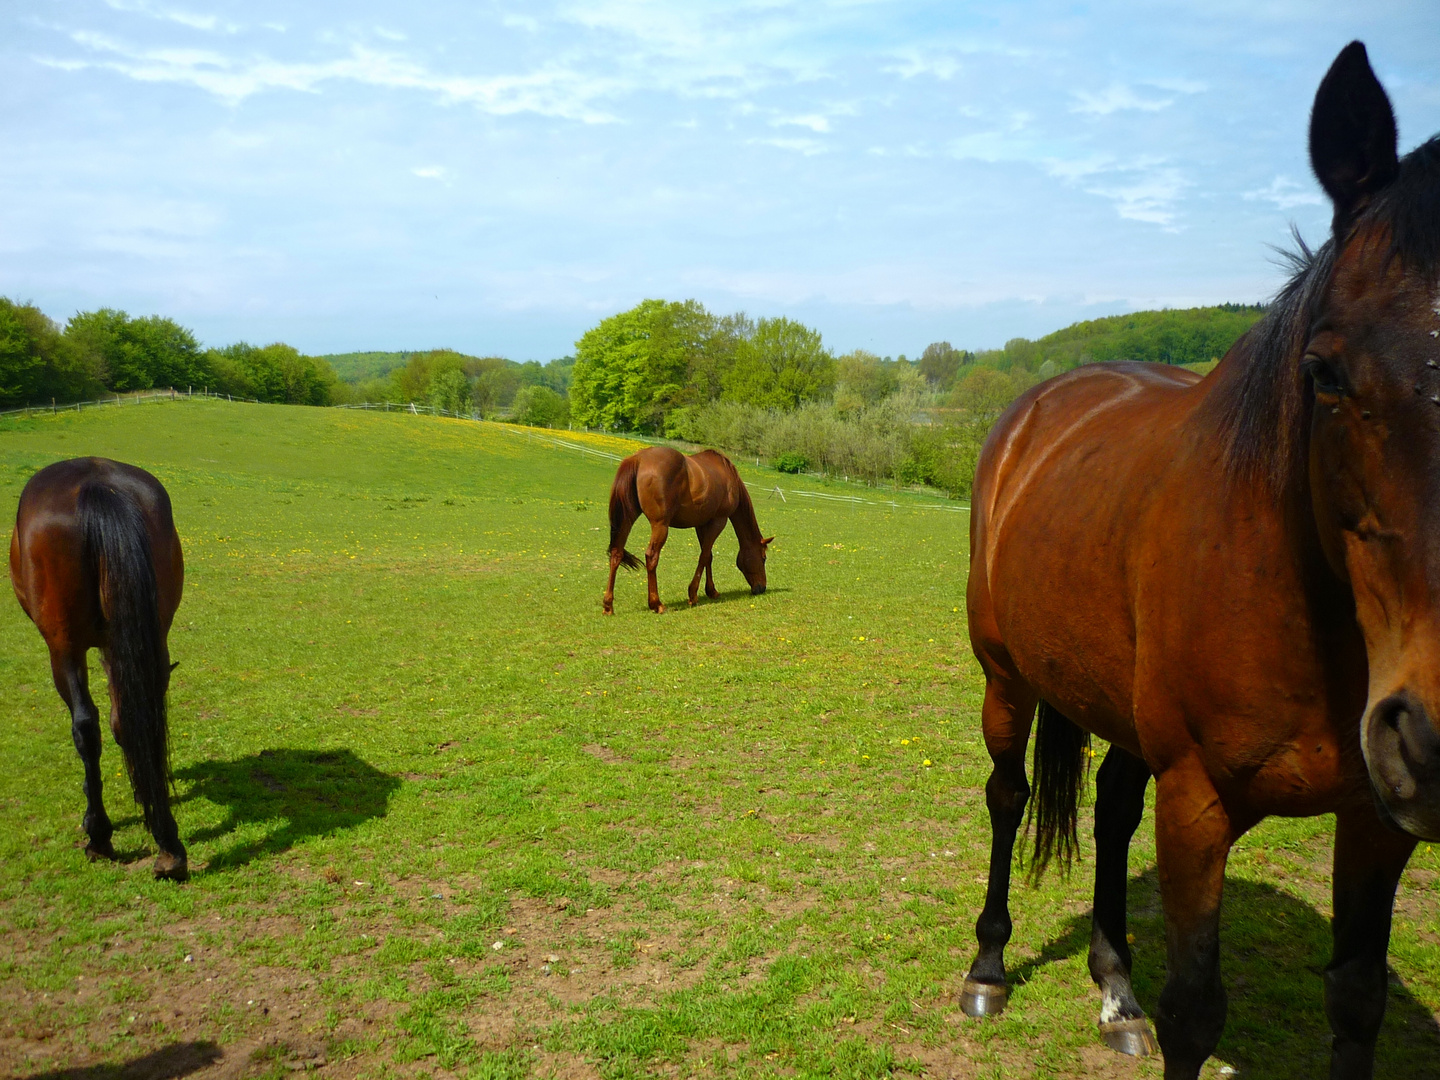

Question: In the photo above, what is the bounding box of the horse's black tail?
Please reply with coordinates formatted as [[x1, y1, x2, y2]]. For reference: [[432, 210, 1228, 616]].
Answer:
[[78, 482, 172, 836], [608, 455, 642, 570], [1024, 699, 1092, 881]]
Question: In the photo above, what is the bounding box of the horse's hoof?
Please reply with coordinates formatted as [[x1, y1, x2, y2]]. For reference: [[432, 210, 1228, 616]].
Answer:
[[601, 608, 614, 616], [85, 840, 116, 862], [959, 977, 1008, 1017], [153, 852, 189, 882], [654, 604, 666, 614], [1099, 1017, 1159, 1057]]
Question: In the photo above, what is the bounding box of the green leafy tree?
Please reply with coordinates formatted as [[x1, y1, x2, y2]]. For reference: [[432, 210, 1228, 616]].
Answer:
[[0, 300, 54, 406], [65, 309, 207, 391], [428, 367, 473, 415], [203, 342, 336, 405], [511, 385, 570, 428], [517, 357, 576, 396], [468, 356, 522, 412], [721, 316, 834, 411], [834, 350, 898, 413], [0, 299, 106, 406], [919, 341, 970, 390], [571, 299, 714, 432], [390, 349, 467, 402]]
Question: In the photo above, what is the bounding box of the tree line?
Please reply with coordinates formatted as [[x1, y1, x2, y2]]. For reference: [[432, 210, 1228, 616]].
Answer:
[[565, 298, 1265, 496], [1, 299, 337, 408], [332, 348, 575, 427], [3, 291, 1266, 498]]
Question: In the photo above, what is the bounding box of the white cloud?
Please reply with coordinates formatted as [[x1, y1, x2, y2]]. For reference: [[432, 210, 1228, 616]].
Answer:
[[885, 50, 959, 81], [1071, 83, 1174, 116], [1083, 166, 1188, 227], [753, 136, 827, 156], [103, 0, 239, 34], [373, 27, 407, 43], [1043, 155, 1189, 228], [1244, 175, 1324, 210], [773, 113, 831, 133], [411, 165, 450, 180], [41, 32, 623, 122]]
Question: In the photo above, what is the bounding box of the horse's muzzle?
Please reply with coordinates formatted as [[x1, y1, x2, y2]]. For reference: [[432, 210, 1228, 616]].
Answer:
[[751, 585, 766, 595], [1365, 692, 1440, 840]]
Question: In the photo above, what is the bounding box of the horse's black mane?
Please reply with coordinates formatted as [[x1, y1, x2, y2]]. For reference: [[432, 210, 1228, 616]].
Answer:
[[1218, 135, 1440, 491]]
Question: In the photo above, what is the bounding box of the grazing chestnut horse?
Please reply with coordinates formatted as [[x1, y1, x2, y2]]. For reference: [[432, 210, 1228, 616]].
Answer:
[[9, 458, 187, 880], [603, 447, 772, 614], [962, 43, 1440, 1079]]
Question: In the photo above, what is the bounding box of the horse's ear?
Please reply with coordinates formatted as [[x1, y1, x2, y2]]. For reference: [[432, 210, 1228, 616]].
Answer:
[[169, 661, 179, 672], [762, 536, 774, 546], [1309, 41, 1398, 236]]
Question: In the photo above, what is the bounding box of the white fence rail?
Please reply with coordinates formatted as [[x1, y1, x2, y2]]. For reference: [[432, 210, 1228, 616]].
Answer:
[[0, 387, 259, 421]]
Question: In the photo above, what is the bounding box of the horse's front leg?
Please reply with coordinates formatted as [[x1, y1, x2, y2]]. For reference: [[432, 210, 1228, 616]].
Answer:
[[1153, 758, 1233, 1080], [1325, 808, 1414, 1079], [645, 521, 670, 613], [1090, 745, 1158, 1056], [49, 642, 114, 860], [603, 509, 638, 615], [689, 519, 725, 605], [961, 674, 1036, 1015]]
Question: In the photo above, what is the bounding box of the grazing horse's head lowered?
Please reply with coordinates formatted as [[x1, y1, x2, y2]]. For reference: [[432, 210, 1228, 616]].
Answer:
[[1280, 45, 1440, 839], [736, 535, 773, 595]]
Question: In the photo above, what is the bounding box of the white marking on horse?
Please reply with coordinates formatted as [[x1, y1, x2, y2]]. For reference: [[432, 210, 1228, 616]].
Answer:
[[1099, 987, 1126, 1024]]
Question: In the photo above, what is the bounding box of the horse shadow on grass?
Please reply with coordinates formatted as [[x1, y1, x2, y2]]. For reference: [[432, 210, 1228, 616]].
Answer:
[[670, 585, 793, 611], [174, 748, 400, 873], [21, 1040, 222, 1080], [1010, 867, 1440, 1078]]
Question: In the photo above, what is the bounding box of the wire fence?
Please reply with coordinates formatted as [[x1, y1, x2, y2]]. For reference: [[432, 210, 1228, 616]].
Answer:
[[0, 386, 260, 420]]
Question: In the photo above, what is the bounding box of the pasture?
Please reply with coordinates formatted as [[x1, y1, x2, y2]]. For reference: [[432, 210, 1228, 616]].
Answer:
[[0, 400, 1437, 1080]]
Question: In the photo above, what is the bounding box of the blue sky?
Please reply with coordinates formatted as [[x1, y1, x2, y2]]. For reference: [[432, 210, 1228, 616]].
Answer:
[[4, 2, 1439, 360]]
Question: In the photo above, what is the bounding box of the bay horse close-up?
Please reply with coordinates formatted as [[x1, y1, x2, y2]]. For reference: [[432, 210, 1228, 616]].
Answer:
[[962, 42, 1440, 1080], [9, 457, 187, 880], [603, 446, 772, 614]]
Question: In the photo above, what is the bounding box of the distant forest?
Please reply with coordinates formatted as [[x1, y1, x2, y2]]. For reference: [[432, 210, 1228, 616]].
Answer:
[[2, 295, 1268, 496]]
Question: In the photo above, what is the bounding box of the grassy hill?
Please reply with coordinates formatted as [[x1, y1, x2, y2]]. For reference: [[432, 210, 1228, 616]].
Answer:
[[1028, 304, 1266, 370], [319, 350, 415, 383], [0, 400, 1436, 1079]]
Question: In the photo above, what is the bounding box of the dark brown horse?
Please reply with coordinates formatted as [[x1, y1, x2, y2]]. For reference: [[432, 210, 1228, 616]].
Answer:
[[962, 44, 1440, 1079], [603, 446, 772, 614], [9, 458, 187, 880]]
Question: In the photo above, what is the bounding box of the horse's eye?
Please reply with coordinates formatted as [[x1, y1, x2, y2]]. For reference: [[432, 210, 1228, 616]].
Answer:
[[1303, 355, 1344, 396]]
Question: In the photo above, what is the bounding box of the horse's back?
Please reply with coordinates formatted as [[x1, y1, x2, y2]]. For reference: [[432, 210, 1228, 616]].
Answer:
[[968, 362, 1206, 748]]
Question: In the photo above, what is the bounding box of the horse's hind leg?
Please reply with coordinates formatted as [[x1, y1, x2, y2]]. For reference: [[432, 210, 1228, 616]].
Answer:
[[961, 671, 1037, 1016], [1324, 809, 1414, 1079], [49, 644, 114, 860], [689, 519, 725, 605], [1089, 745, 1158, 1056]]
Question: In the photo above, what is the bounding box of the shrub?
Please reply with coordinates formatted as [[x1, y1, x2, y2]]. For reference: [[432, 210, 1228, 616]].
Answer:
[[773, 451, 809, 474], [511, 385, 570, 428]]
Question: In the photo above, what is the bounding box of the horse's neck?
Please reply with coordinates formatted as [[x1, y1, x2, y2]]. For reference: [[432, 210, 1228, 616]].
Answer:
[[730, 484, 763, 546]]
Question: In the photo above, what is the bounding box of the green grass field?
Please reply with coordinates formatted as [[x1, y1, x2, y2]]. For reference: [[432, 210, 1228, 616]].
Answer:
[[1, 400, 1437, 1080]]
